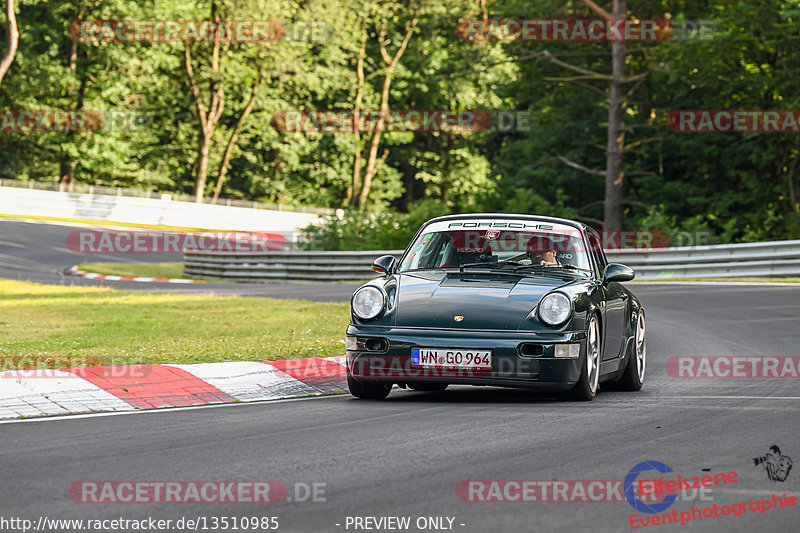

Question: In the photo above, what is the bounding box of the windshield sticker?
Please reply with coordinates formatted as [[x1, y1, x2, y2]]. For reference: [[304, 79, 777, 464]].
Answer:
[[405, 233, 433, 266], [448, 221, 554, 230]]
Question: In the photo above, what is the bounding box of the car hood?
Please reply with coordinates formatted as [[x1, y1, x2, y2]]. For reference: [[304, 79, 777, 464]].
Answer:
[[394, 271, 577, 330]]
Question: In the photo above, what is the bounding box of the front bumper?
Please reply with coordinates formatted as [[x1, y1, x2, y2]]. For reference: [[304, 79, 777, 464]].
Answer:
[[346, 325, 587, 391]]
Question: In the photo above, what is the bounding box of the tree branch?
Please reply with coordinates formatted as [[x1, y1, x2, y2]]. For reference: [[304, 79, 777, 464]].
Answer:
[[388, 7, 420, 69], [212, 66, 263, 202], [0, 0, 19, 87], [184, 44, 208, 129], [556, 154, 606, 176], [579, 0, 612, 19], [543, 74, 609, 82], [378, 24, 392, 65], [540, 50, 607, 78], [344, 23, 368, 207], [624, 137, 662, 150]]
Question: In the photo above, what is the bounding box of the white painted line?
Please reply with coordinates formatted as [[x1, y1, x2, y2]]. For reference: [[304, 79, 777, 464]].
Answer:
[[0, 393, 342, 424], [631, 395, 800, 400], [0, 370, 134, 419], [167, 361, 318, 401], [64, 265, 204, 284]]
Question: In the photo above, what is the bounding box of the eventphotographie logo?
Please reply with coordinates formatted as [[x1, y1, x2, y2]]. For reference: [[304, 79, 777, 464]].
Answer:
[[753, 445, 793, 483]]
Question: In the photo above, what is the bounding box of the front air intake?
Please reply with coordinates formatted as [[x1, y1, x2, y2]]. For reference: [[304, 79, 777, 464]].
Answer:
[[365, 338, 389, 352], [519, 343, 544, 357]]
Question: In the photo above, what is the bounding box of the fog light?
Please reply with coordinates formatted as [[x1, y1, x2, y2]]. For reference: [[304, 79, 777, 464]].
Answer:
[[554, 343, 580, 358], [346, 336, 358, 350]]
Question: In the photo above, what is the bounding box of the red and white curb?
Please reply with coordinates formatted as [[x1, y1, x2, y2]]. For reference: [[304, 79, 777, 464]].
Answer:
[[64, 265, 205, 284], [0, 356, 348, 419]]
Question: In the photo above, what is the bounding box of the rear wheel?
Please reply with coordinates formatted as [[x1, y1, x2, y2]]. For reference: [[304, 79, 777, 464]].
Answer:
[[615, 311, 646, 391], [567, 314, 600, 401], [347, 374, 392, 399], [408, 383, 448, 391]]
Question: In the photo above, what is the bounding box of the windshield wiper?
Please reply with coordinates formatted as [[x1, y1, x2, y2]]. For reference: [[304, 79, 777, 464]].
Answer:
[[458, 260, 524, 272], [512, 263, 592, 275]]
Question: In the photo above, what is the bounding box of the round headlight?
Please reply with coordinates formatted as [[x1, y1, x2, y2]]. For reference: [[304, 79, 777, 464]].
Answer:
[[538, 292, 572, 326], [352, 286, 385, 320]]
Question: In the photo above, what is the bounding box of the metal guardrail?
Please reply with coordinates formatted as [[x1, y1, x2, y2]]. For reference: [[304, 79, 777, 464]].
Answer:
[[608, 240, 800, 279], [0, 178, 333, 215], [183, 240, 800, 282], [183, 250, 397, 282]]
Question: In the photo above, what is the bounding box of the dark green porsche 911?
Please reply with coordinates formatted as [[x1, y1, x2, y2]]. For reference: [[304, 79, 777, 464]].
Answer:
[[345, 214, 646, 401]]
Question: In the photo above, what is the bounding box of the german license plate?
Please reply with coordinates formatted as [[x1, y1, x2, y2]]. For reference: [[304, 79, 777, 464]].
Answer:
[[411, 348, 492, 368]]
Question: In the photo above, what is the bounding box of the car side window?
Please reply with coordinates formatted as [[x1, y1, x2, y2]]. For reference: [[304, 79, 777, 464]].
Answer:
[[415, 233, 449, 269], [588, 234, 606, 275]]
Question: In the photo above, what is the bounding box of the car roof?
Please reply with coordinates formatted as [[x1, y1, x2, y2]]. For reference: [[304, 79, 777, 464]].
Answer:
[[423, 213, 589, 232]]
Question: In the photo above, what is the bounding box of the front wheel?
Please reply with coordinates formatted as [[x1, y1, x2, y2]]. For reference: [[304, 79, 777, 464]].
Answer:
[[567, 314, 601, 401], [347, 374, 392, 399], [615, 311, 646, 391]]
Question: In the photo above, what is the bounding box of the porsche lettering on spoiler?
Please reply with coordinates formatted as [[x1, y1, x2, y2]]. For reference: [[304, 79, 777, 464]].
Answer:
[[448, 221, 554, 229]]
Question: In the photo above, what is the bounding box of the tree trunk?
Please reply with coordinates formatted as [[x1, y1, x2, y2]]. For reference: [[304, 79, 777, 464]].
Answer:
[[195, 132, 212, 202], [59, 157, 76, 192], [787, 133, 800, 213], [0, 0, 18, 87], [212, 68, 262, 202], [186, 2, 225, 203], [603, 0, 626, 231], [59, 27, 86, 193], [358, 75, 392, 209], [344, 25, 367, 208], [357, 10, 419, 210]]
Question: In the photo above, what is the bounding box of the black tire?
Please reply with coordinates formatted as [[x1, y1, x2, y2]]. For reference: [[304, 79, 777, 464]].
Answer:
[[347, 374, 392, 399], [567, 314, 601, 401], [408, 383, 448, 391], [615, 311, 646, 391]]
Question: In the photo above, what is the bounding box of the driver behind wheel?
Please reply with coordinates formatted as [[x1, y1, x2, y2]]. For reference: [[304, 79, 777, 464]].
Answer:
[[440, 231, 493, 267], [526, 235, 560, 265]]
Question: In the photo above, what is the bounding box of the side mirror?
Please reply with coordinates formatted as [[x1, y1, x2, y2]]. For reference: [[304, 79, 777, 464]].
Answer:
[[372, 255, 397, 276], [603, 263, 635, 283]]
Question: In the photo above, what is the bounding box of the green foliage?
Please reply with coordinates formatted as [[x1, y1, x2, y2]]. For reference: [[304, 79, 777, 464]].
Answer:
[[1, 0, 799, 243], [301, 199, 450, 250]]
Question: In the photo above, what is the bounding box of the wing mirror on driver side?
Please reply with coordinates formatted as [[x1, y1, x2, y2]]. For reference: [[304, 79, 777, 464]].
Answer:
[[371, 255, 397, 276], [603, 263, 635, 283]]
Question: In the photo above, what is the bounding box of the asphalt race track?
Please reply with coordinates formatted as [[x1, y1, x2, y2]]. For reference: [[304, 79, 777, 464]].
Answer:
[[2, 220, 800, 532], [0, 219, 359, 301]]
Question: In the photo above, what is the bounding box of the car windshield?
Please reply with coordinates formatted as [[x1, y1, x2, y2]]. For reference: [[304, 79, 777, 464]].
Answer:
[[398, 223, 593, 274]]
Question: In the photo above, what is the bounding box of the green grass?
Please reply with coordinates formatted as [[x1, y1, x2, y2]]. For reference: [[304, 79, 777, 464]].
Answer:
[[0, 279, 350, 369], [78, 262, 188, 280]]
